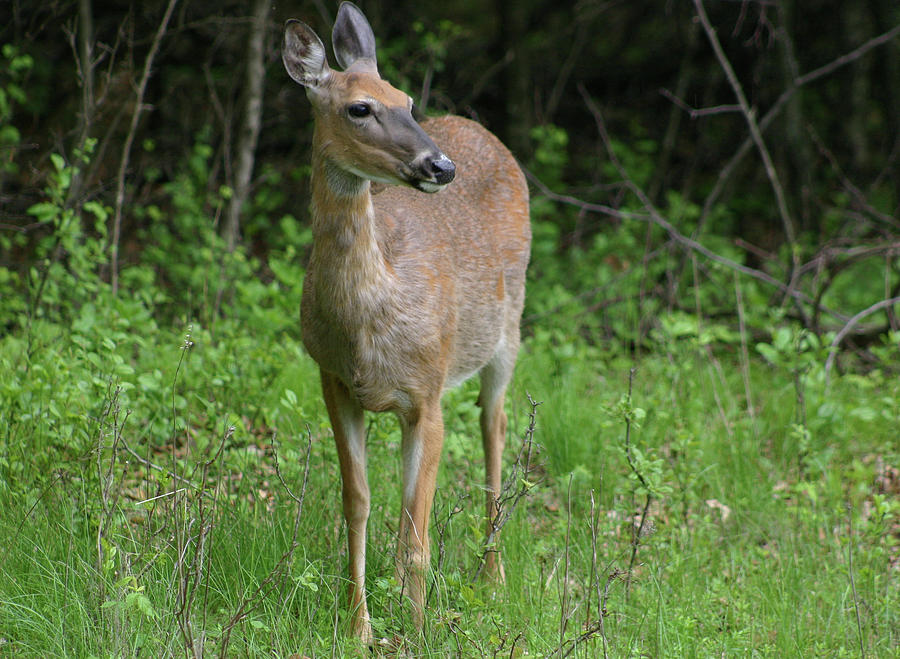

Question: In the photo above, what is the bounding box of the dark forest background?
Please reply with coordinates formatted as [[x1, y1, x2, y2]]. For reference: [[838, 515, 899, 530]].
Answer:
[[2, 0, 899, 362]]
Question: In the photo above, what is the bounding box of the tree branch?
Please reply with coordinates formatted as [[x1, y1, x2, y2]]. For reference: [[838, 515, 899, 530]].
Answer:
[[693, 0, 799, 270], [796, 22, 900, 87], [824, 296, 900, 386], [571, 84, 853, 325], [110, 0, 179, 295], [689, 19, 900, 238]]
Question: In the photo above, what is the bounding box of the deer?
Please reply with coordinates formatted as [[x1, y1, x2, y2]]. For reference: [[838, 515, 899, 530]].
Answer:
[[281, 2, 531, 643]]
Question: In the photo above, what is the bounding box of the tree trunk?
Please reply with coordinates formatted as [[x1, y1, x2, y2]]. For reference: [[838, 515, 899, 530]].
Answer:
[[650, 20, 699, 204], [66, 0, 94, 207], [224, 0, 269, 253], [775, 1, 812, 234], [497, 0, 532, 158]]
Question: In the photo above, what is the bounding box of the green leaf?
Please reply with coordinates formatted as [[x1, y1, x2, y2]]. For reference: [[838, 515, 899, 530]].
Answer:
[[83, 200, 109, 222], [282, 388, 298, 407], [0, 124, 20, 145], [27, 202, 59, 223], [135, 594, 157, 620], [849, 407, 877, 422], [756, 343, 779, 364]]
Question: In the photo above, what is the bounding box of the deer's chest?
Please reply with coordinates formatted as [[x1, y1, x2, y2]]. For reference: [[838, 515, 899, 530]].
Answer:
[[301, 270, 442, 413]]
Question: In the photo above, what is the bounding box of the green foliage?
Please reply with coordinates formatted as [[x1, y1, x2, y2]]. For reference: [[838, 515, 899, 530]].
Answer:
[[529, 124, 569, 187], [0, 141, 108, 328], [139, 131, 233, 317], [378, 17, 465, 102], [412, 18, 463, 75], [0, 45, 31, 181], [524, 123, 766, 351]]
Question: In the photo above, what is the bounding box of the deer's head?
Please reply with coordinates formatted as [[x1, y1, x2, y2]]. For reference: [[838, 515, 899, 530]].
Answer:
[[282, 2, 455, 193]]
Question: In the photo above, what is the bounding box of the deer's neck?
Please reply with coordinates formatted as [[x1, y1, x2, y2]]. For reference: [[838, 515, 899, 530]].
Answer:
[[309, 154, 393, 304]]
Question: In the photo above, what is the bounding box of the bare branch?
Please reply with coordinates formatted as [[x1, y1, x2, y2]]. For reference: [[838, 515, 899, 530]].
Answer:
[[218, 429, 313, 657], [527, 161, 850, 324], [569, 85, 853, 325], [696, 20, 900, 237], [796, 22, 900, 88], [659, 88, 742, 118], [110, 0, 179, 295], [824, 296, 900, 386], [473, 393, 541, 581], [806, 125, 900, 230], [794, 242, 900, 280], [544, 16, 592, 122], [693, 0, 798, 268]]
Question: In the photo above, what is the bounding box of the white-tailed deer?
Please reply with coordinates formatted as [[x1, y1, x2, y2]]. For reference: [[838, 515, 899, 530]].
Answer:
[[282, 2, 530, 642]]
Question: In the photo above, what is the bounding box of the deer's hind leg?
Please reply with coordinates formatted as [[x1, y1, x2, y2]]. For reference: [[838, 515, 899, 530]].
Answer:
[[477, 333, 519, 582]]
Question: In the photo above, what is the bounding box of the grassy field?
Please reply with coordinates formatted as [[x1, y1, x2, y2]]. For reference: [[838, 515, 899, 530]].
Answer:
[[0, 312, 898, 657]]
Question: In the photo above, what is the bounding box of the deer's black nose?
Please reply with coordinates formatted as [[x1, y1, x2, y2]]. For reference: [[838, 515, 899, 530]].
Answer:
[[430, 155, 456, 185]]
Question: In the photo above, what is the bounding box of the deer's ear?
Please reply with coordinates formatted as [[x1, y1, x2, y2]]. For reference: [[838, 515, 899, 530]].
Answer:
[[283, 19, 331, 88], [332, 2, 378, 73]]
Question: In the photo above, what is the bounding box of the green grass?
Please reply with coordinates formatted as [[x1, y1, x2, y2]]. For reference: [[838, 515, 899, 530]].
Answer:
[[1, 315, 898, 657]]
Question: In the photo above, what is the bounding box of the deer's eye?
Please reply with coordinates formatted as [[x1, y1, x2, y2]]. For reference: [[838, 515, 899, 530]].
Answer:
[[347, 103, 371, 118]]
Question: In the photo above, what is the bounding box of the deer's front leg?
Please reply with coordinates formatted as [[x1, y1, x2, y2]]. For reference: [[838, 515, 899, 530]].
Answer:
[[321, 371, 372, 644], [396, 398, 444, 628]]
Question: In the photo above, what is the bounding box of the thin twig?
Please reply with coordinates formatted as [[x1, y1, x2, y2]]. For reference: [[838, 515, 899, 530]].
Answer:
[[110, 0, 178, 295], [794, 242, 900, 279], [543, 482, 613, 659], [658, 88, 741, 118], [846, 503, 866, 659], [657, 13, 900, 319], [429, 489, 469, 602], [558, 473, 574, 657], [272, 426, 314, 529], [692, 19, 900, 242], [734, 271, 758, 436], [545, 16, 591, 122], [119, 437, 201, 491], [218, 427, 313, 657], [621, 368, 650, 597], [824, 296, 900, 386], [796, 22, 900, 87], [134, 489, 187, 505], [473, 393, 542, 580], [693, 0, 798, 272], [806, 126, 900, 230], [588, 490, 610, 659]]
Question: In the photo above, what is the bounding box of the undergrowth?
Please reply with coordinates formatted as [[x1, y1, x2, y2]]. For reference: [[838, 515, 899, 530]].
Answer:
[[1, 301, 897, 656]]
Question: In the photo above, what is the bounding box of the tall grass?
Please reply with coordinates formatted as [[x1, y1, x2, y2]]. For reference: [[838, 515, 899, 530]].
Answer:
[[1, 314, 898, 657]]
